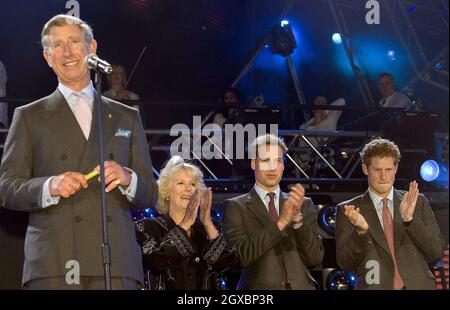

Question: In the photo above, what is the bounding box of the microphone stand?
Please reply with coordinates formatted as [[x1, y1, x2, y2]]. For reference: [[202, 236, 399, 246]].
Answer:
[[94, 71, 112, 290]]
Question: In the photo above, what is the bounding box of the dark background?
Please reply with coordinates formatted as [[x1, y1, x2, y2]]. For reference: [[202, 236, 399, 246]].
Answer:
[[0, 0, 448, 130]]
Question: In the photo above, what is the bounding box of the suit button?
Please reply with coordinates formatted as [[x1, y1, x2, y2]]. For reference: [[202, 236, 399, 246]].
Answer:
[[59, 154, 68, 160], [107, 216, 112, 223], [74, 216, 82, 223]]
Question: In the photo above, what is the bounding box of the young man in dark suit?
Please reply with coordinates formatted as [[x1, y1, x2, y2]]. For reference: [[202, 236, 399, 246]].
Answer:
[[0, 14, 157, 289], [223, 134, 324, 289], [335, 138, 444, 289]]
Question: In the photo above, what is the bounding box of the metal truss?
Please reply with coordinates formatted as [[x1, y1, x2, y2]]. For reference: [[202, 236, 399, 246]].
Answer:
[[328, 0, 449, 97]]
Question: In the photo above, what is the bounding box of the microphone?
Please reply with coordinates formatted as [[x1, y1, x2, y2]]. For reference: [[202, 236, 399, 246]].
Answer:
[[84, 54, 113, 74]]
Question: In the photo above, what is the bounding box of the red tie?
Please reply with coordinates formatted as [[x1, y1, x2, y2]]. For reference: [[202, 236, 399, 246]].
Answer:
[[267, 192, 278, 222], [382, 198, 405, 290]]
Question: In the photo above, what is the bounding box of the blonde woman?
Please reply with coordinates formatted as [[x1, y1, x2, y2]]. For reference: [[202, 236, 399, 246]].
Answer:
[[103, 64, 139, 100], [135, 156, 238, 290]]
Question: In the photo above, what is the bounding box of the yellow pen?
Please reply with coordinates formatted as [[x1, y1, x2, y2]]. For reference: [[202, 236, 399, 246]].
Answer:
[[84, 169, 100, 181]]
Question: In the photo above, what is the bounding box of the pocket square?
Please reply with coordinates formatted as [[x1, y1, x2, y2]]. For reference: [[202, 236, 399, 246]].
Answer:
[[115, 128, 132, 138]]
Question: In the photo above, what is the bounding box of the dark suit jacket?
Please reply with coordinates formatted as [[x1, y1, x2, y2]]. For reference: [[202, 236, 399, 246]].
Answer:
[[223, 189, 324, 290], [0, 89, 158, 285], [135, 215, 238, 290], [335, 189, 445, 290]]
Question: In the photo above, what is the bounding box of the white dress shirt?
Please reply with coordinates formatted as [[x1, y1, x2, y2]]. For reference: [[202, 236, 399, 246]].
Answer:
[[254, 184, 281, 216], [368, 186, 395, 230]]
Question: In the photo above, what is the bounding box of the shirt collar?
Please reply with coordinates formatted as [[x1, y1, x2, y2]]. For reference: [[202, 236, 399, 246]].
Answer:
[[58, 81, 95, 103], [368, 186, 394, 206], [254, 184, 281, 202]]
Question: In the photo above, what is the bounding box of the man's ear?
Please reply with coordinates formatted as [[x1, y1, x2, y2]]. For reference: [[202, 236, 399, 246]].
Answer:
[[251, 159, 256, 171], [362, 164, 369, 176], [43, 50, 52, 68], [88, 39, 97, 55]]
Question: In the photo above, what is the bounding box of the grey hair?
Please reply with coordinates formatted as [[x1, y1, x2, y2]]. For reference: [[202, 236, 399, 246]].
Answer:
[[156, 156, 205, 214], [249, 134, 288, 159], [41, 14, 94, 50]]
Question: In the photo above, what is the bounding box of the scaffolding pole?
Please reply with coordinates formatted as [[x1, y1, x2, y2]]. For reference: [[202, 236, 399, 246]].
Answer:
[[328, 0, 375, 107]]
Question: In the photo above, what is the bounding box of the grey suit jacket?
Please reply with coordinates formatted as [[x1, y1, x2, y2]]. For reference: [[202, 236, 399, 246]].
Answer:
[[0, 89, 158, 285], [335, 189, 444, 290], [223, 189, 324, 290]]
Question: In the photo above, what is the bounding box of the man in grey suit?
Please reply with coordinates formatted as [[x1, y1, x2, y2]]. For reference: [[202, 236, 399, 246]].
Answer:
[[335, 138, 444, 289], [223, 134, 324, 289], [0, 14, 157, 289]]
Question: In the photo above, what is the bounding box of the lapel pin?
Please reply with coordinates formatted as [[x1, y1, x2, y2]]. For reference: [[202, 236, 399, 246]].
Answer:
[[108, 113, 112, 119]]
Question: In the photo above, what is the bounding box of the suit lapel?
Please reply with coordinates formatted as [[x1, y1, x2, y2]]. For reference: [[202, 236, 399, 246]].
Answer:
[[40, 90, 86, 158], [360, 191, 391, 255], [82, 96, 120, 171], [393, 189, 406, 248], [245, 189, 273, 227]]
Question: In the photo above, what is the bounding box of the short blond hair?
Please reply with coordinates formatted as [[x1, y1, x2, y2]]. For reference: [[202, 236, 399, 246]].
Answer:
[[156, 156, 205, 214], [41, 14, 94, 50], [360, 138, 401, 166], [249, 134, 287, 159]]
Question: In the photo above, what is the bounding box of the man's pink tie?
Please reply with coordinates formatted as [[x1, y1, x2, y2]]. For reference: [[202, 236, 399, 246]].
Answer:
[[382, 198, 405, 289], [74, 92, 91, 140]]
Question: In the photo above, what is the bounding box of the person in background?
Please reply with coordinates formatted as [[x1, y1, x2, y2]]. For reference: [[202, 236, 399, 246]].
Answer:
[[103, 64, 140, 101], [296, 96, 345, 173], [213, 88, 241, 127], [299, 96, 345, 148], [378, 73, 411, 109]]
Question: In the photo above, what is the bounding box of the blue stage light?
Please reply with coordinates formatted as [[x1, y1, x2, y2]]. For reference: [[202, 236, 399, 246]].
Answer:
[[387, 50, 396, 61], [420, 160, 440, 182], [219, 277, 227, 289], [280, 20, 290, 27], [326, 270, 357, 290], [319, 205, 337, 235], [332, 33, 342, 44]]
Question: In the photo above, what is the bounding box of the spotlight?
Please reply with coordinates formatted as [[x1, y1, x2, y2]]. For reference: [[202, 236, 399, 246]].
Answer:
[[420, 160, 440, 182], [268, 23, 297, 56], [325, 269, 357, 290], [219, 277, 227, 289], [387, 50, 396, 61], [280, 20, 290, 27], [435, 63, 443, 71], [318, 205, 337, 235], [420, 160, 449, 185], [213, 208, 223, 221], [332, 33, 342, 45]]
